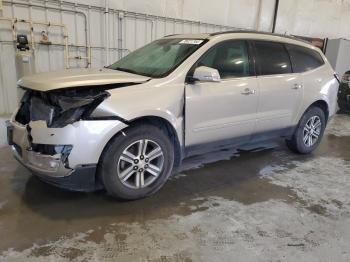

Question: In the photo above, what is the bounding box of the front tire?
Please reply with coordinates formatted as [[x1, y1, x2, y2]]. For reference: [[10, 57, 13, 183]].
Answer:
[[286, 106, 326, 154], [100, 124, 174, 200]]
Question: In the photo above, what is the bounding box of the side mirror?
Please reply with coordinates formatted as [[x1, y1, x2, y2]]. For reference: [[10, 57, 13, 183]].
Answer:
[[193, 66, 221, 82]]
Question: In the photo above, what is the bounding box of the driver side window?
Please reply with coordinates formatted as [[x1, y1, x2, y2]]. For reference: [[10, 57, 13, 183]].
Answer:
[[196, 40, 251, 79]]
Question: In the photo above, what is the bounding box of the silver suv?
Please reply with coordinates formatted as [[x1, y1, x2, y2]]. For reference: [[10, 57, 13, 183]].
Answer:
[[7, 31, 338, 199]]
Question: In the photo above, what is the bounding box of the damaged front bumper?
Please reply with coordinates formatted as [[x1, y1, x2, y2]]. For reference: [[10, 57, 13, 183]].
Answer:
[[8, 116, 128, 191], [7, 86, 129, 191]]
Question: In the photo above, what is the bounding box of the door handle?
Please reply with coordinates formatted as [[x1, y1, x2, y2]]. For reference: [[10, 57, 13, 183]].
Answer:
[[241, 88, 256, 95], [292, 83, 303, 90]]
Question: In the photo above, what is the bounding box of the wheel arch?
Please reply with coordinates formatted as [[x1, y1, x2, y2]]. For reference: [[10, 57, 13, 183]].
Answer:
[[307, 100, 330, 123], [98, 115, 183, 171], [289, 99, 330, 140], [128, 116, 183, 167], [286, 99, 329, 154]]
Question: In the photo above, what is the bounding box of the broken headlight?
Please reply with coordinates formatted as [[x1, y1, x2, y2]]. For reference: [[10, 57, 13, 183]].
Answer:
[[16, 88, 110, 128]]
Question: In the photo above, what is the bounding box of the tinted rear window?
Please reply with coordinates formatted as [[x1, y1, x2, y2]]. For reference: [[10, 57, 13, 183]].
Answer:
[[286, 44, 325, 73], [254, 41, 292, 75]]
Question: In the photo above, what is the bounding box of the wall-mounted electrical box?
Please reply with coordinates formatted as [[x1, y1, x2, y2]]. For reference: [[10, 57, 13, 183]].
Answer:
[[15, 34, 36, 78], [15, 34, 36, 101]]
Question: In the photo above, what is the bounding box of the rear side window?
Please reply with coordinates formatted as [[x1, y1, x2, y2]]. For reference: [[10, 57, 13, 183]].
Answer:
[[286, 44, 325, 73], [254, 41, 292, 75]]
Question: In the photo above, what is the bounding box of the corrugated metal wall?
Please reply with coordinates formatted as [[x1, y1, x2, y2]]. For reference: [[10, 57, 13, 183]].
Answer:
[[0, 0, 237, 114], [2, 0, 350, 114]]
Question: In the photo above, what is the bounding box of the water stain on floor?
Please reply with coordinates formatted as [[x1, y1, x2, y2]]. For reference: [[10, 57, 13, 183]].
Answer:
[[0, 114, 349, 261]]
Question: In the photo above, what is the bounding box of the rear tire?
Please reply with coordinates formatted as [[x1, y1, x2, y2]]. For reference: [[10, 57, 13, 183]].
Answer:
[[286, 106, 326, 154], [100, 124, 174, 200]]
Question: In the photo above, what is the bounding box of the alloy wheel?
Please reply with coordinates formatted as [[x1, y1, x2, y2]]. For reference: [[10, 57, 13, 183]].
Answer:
[[117, 139, 164, 189], [303, 116, 322, 147]]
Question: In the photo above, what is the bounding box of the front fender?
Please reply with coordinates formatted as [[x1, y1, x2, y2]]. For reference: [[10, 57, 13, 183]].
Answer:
[[91, 82, 185, 143]]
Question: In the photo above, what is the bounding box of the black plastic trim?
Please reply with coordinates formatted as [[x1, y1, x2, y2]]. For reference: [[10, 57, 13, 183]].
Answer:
[[85, 115, 130, 124], [33, 164, 101, 192], [5, 120, 14, 146], [185, 126, 295, 158]]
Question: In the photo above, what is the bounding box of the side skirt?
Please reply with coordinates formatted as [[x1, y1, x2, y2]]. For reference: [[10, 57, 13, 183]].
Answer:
[[184, 126, 295, 158]]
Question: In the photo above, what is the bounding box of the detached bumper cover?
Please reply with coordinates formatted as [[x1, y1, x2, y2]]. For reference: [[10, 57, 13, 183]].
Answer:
[[11, 144, 73, 177], [8, 118, 128, 191], [11, 143, 99, 192]]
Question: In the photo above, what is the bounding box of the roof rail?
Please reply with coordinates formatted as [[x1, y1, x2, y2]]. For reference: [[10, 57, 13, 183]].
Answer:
[[164, 34, 180, 37], [209, 30, 310, 44]]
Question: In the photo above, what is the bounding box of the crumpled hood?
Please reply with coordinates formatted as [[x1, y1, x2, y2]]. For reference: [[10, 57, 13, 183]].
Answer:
[[17, 68, 151, 92]]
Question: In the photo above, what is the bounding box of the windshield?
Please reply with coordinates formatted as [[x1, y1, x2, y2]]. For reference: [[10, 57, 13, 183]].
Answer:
[[108, 38, 206, 78]]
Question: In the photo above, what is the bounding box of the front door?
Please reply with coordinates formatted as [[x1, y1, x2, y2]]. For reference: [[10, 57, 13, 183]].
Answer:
[[185, 40, 259, 154]]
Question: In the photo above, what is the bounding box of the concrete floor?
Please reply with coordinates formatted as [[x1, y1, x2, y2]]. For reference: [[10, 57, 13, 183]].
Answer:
[[0, 114, 349, 262]]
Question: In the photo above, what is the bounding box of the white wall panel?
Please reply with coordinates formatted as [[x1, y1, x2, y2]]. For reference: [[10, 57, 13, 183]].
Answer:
[[227, 0, 259, 29], [256, 0, 275, 31], [2, 0, 350, 114], [276, 0, 350, 38], [0, 0, 238, 114]]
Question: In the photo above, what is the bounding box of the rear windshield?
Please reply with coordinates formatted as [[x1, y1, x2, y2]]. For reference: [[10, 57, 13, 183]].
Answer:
[[108, 38, 206, 78]]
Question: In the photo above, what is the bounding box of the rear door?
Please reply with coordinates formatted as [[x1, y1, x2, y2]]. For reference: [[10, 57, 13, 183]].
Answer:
[[252, 40, 303, 140]]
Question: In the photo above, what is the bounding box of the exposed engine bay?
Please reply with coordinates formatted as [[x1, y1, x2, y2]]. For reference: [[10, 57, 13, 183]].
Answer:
[[15, 87, 110, 128]]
